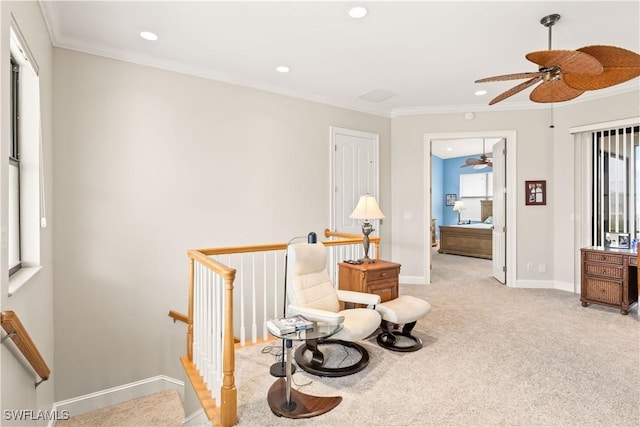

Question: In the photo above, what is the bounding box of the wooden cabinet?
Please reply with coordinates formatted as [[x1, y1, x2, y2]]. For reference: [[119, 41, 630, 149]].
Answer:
[[338, 260, 400, 304], [580, 247, 638, 315]]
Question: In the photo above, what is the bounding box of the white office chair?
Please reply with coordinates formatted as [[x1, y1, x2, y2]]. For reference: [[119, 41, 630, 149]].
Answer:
[[286, 242, 381, 377]]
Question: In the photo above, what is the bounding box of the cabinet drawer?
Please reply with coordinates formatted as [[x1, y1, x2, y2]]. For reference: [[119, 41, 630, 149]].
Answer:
[[366, 268, 398, 282], [584, 277, 623, 305], [583, 263, 624, 279], [583, 252, 624, 265], [367, 280, 398, 303], [630, 256, 638, 267]]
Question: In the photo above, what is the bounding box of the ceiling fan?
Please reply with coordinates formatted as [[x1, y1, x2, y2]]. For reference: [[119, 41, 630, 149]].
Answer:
[[461, 139, 492, 169], [476, 14, 640, 105]]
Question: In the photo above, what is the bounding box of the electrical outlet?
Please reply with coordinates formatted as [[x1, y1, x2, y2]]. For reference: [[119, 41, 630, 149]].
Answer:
[[539, 264, 547, 273], [526, 262, 533, 271]]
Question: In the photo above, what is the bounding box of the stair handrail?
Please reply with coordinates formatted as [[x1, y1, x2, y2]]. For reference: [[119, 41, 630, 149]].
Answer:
[[324, 228, 380, 259], [179, 232, 381, 426], [1, 310, 50, 387]]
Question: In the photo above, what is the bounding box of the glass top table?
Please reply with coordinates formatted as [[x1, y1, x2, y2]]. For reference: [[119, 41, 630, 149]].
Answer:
[[268, 321, 343, 341], [267, 321, 343, 419]]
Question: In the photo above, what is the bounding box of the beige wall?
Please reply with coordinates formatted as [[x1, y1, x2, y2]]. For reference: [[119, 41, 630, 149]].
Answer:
[[0, 1, 55, 424], [3, 10, 637, 407], [552, 91, 640, 289], [52, 48, 391, 400], [390, 91, 640, 286]]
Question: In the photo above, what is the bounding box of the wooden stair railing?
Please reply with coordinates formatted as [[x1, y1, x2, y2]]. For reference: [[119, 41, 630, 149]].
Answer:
[[168, 310, 188, 324], [1, 310, 50, 387], [324, 228, 380, 259], [175, 232, 382, 426]]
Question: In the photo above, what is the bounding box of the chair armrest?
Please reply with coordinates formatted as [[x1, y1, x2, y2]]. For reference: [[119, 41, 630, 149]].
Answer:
[[288, 305, 345, 325], [336, 290, 381, 306]]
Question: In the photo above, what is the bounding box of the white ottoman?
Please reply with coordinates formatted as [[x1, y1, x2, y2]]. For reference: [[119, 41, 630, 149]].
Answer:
[[376, 295, 431, 352]]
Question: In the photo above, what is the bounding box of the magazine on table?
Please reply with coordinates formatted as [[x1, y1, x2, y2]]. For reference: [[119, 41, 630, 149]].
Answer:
[[267, 315, 314, 335]]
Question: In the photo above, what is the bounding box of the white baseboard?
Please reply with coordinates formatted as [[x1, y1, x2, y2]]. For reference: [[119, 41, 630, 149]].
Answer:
[[400, 275, 426, 285], [513, 279, 578, 293], [512, 279, 555, 289], [50, 375, 184, 426], [183, 408, 211, 426]]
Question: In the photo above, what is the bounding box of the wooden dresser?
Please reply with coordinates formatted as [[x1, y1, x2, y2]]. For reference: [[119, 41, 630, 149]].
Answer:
[[580, 247, 638, 315], [338, 260, 400, 304]]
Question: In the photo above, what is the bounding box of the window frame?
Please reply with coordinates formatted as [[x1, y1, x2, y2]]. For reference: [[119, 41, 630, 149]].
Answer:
[[9, 55, 22, 276]]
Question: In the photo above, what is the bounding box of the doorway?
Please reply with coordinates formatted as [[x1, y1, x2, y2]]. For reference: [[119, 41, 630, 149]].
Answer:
[[424, 131, 517, 285]]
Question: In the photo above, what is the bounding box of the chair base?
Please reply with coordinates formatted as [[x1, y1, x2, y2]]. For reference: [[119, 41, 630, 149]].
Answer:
[[267, 378, 342, 418], [376, 320, 423, 352], [294, 339, 369, 377]]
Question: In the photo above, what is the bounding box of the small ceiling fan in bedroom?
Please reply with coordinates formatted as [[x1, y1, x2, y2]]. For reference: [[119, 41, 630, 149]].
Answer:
[[475, 13, 640, 105], [461, 139, 492, 169]]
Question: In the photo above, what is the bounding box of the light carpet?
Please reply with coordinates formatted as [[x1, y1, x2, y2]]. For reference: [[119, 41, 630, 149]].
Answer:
[[235, 250, 640, 426], [56, 389, 183, 427]]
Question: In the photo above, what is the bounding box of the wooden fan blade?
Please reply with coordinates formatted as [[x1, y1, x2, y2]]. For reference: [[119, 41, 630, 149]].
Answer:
[[488, 77, 542, 105], [530, 79, 584, 103], [475, 71, 545, 83], [563, 45, 640, 90], [461, 158, 482, 168], [526, 50, 603, 75]]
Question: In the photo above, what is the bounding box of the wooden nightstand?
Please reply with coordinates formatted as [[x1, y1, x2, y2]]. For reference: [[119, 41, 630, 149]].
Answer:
[[338, 260, 400, 304]]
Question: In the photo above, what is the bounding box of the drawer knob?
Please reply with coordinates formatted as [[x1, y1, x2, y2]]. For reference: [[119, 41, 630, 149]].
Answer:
[[381, 272, 387, 277]]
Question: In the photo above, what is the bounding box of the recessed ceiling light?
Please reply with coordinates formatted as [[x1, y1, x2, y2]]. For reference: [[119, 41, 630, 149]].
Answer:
[[475, 90, 487, 96], [446, 148, 453, 151], [348, 6, 368, 19], [276, 66, 290, 73], [140, 31, 158, 41]]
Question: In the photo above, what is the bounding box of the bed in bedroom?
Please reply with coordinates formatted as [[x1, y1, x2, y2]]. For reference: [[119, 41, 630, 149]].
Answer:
[[438, 200, 493, 259]]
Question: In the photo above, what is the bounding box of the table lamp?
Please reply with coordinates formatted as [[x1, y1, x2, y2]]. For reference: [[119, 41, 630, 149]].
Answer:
[[453, 200, 465, 224], [350, 194, 385, 263]]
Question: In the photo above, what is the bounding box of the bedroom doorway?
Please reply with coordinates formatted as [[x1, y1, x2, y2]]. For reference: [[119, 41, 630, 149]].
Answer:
[[424, 131, 516, 286]]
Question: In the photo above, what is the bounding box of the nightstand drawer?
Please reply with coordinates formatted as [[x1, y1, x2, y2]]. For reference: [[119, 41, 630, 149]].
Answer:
[[583, 263, 624, 279], [584, 277, 623, 305], [366, 268, 398, 282], [584, 252, 624, 265], [367, 280, 398, 302]]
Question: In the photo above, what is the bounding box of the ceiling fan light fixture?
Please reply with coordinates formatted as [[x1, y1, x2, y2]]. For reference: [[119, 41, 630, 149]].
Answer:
[[475, 12, 640, 106]]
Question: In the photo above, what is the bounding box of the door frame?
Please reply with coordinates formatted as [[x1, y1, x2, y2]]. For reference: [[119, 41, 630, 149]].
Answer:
[[423, 130, 517, 285]]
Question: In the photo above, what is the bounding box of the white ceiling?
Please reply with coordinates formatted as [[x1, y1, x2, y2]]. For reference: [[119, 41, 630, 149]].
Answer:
[[38, 1, 640, 156]]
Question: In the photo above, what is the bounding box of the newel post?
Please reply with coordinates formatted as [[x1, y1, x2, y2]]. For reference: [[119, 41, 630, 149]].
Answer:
[[187, 257, 194, 361], [220, 270, 238, 427]]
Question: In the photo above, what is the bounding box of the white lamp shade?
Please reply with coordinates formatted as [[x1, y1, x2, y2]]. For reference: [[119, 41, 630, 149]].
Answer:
[[453, 201, 466, 211], [350, 194, 385, 220]]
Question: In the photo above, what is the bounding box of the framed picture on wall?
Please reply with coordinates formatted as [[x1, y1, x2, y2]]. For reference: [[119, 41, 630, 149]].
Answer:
[[445, 194, 457, 206], [525, 180, 546, 206]]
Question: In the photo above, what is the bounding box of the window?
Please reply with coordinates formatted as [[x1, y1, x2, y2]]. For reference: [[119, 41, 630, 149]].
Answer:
[[9, 56, 21, 275], [7, 22, 43, 292], [591, 126, 640, 246]]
